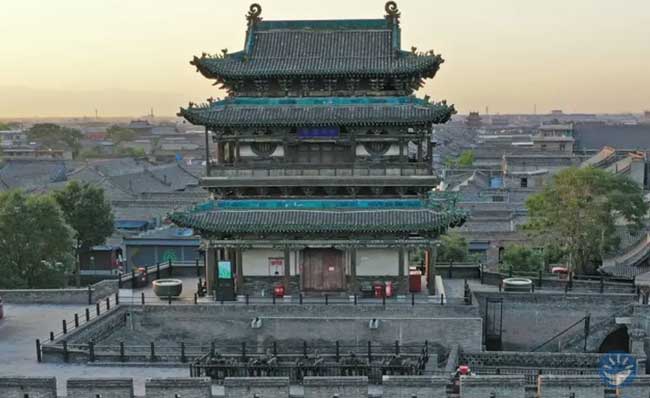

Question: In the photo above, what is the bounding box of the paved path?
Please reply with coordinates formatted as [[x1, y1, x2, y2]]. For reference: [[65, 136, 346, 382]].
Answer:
[[0, 303, 186, 396]]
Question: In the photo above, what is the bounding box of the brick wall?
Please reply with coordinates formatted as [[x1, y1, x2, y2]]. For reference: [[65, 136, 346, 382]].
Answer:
[[460, 375, 526, 398], [537, 375, 604, 398], [303, 376, 367, 398], [223, 377, 290, 398], [382, 375, 448, 398], [0, 280, 118, 305], [145, 377, 211, 398], [0, 377, 57, 398], [66, 378, 134, 398]]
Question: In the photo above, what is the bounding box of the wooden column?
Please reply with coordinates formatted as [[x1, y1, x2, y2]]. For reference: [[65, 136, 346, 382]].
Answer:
[[350, 248, 357, 292], [417, 136, 423, 161], [235, 139, 241, 164], [204, 127, 211, 176], [205, 246, 216, 295], [398, 246, 406, 277], [426, 244, 438, 295], [235, 247, 243, 292], [284, 247, 291, 291]]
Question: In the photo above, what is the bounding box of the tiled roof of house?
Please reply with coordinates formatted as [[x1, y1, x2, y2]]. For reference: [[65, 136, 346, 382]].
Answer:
[[180, 96, 455, 128], [192, 18, 442, 79], [170, 208, 463, 235]]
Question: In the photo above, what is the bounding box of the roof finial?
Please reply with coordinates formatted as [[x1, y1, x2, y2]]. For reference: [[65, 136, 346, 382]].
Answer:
[[246, 3, 263, 27], [385, 1, 400, 23]]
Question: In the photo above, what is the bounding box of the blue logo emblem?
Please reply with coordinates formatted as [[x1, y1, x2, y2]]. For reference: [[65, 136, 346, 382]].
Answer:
[[599, 352, 637, 387]]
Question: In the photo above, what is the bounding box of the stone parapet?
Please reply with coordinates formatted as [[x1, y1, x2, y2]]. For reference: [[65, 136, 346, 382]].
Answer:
[[66, 378, 134, 398], [537, 375, 605, 398], [0, 376, 57, 398], [382, 375, 448, 398], [224, 377, 290, 398], [460, 375, 526, 398], [303, 376, 368, 398]]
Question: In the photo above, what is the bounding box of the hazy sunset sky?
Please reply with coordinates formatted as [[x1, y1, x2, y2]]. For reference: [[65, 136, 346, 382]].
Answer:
[[1, 0, 649, 117]]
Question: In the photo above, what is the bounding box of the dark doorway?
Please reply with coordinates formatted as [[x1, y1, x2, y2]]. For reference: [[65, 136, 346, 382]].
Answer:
[[599, 326, 629, 353], [301, 248, 346, 291]]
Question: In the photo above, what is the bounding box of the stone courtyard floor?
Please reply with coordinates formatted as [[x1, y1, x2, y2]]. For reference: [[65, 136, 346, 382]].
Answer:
[[0, 303, 187, 396], [0, 302, 387, 396]]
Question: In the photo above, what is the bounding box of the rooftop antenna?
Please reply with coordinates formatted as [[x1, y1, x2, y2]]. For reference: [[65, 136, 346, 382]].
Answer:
[[95, 109, 98, 119], [150, 107, 154, 118], [485, 106, 489, 116], [534, 104, 537, 115]]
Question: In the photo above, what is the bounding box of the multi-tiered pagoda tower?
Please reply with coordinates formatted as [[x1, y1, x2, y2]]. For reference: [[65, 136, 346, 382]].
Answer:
[[172, 2, 463, 298]]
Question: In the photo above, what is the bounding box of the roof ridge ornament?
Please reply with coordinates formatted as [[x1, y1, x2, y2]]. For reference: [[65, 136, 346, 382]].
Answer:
[[246, 3, 263, 27], [384, 1, 400, 24]]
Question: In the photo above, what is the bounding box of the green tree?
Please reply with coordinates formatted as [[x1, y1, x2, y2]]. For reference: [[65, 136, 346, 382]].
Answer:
[[0, 122, 19, 130], [444, 150, 475, 168], [106, 125, 136, 144], [525, 167, 648, 274], [27, 123, 83, 158], [500, 244, 544, 274], [437, 232, 469, 263], [54, 182, 114, 287], [457, 150, 475, 167], [0, 191, 74, 288]]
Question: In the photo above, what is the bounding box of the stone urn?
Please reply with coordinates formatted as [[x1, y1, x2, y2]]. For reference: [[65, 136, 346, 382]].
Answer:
[[152, 279, 183, 298], [502, 277, 533, 292]]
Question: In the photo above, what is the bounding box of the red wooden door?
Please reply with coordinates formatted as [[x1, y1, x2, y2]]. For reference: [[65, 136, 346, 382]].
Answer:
[[302, 249, 345, 291]]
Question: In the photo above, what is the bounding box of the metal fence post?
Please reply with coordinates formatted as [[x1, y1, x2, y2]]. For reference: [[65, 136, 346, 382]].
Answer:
[[194, 293, 198, 304], [106, 297, 110, 311], [299, 293, 303, 305], [440, 293, 445, 306], [241, 342, 247, 361], [131, 270, 136, 289], [141, 292, 145, 305], [169, 259, 173, 276], [150, 342, 156, 362], [120, 341, 125, 362], [96, 302, 100, 316], [87, 285, 92, 305], [303, 341, 307, 358], [49, 331, 54, 342], [354, 294, 357, 305], [181, 342, 186, 363], [246, 294, 249, 305], [168, 295, 172, 305], [395, 340, 400, 356], [115, 292, 119, 306], [89, 340, 95, 362], [325, 294, 328, 305], [36, 339, 42, 363], [538, 270, 543, 288], [63, 341, 69, 363], [367, 341, 372, 363], [62, 320, 67, 334], [411, 293, 415, 306], [74, 313, 79, 328], [156, 263, 160, 279], [335, 341, 340, 362], [85, 308, 90, 322]]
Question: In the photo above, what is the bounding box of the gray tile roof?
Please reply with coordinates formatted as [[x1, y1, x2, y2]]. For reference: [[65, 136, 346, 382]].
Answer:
[[180, 96, 455, 128], [0, 160, 68, 192], [574, 123, 650, 151], [192, 19, 443, 79], [170, 208, 458, 235]]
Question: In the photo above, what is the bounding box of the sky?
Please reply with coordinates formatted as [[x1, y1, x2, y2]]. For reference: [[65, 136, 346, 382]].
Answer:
[[1, 0, 649, 118]]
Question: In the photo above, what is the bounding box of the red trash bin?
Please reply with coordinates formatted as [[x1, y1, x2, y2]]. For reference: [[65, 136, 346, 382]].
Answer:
[[273, 284, 285, 298], [409, 269, 422, 293], [373, 281, 385, 298], [385, 281, 393, 298]]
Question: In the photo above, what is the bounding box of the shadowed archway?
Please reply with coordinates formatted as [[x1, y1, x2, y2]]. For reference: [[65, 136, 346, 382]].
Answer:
[[599, 326, 629, 353]]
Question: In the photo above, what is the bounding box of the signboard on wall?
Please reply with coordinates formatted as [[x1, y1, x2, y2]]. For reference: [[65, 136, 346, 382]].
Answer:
[[269, 257, 284, 276], [218, 261, 232, 279], [297, 127, 340, 139]]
